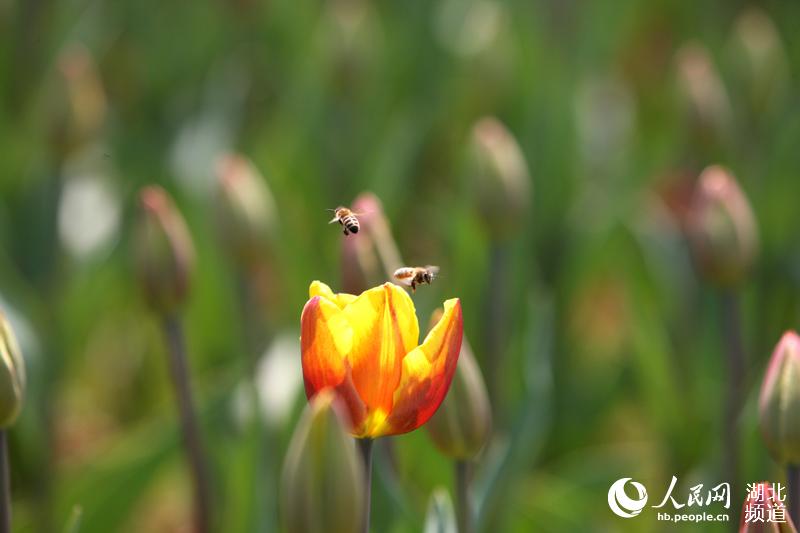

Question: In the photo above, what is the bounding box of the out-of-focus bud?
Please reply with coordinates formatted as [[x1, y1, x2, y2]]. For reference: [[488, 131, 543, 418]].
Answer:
[[0, 312, 25, 428], [134, 186, 195, 315], [675, 43, 732, 141], [467, 117, 532, 239], [729, 8, 789, 116], [281, 390, 364, 533], [424, 488, 457, 533], [51, 44, 108, 157], [739, 481, 797, 532], [426, 309, 491, 460], [686, 165, 758, 287], [215, 153, 277, 267], [759, 332, 800, 466], [341, 193, 403, 294]]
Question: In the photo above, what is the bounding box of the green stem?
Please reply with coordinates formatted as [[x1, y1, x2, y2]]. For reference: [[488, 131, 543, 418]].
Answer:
[[485, 242, 509, 416], [0, 431, 10, 533], [720, 291, 744, 493], [788, 465, 800, 528], [162, 315, 212, 533], [455, 460, 471, 533], [357, 438, 374, 533]]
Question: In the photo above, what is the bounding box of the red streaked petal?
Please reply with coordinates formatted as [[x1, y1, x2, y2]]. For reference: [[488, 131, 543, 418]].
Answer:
[[384, 299, 463, 436], [300, 295, 353, 398], [343, 283, 419, 415]]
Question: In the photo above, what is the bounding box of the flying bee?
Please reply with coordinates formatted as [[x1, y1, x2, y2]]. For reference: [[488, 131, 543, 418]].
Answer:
[[393, 266, 440, 293], [328, 206, 362, 236]]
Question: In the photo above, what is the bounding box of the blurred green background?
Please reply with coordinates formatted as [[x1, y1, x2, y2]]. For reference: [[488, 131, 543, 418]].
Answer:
[[2, 0, 800, 531]]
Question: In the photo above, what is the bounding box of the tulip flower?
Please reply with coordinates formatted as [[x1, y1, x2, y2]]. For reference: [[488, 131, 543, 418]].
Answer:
[[739, 482, 797, 533], [300, 281, 463, 438]]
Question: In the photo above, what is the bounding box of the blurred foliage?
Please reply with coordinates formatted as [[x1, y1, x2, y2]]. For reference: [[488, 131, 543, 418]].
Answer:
[[1, 0, 800, 531]]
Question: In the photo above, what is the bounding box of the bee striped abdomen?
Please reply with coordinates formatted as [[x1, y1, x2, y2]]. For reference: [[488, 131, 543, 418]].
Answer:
[[341, 214, 359, 235]]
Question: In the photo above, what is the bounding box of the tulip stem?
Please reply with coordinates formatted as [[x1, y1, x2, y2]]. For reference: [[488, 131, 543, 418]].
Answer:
[[357, 438, 374, 533], [485, 242, 509, 415], [720, 291, 745, 492], [455, 460, 472, 533], [788, 465, 800, 527], [0, 431, 10, 533], [162, 315, 212, 533]]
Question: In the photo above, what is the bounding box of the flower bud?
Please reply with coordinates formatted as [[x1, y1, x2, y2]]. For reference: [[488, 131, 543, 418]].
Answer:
[[729, 8, 790, 117], [340, 193, 402, 294], [0, 312, 25, 428], [686, 165, 758, 287], [739, 481, 797, 532], [426, 310, 491, 460], [134, 186, 195, 315], [215, 153, 277, 268], [424, 488, 457, 533], [467, 117, 531, 238], [281, 390, 364, 533], [759, 332, 800, 466], [675, 43, 732, 140], [50, 44, 107, 157]]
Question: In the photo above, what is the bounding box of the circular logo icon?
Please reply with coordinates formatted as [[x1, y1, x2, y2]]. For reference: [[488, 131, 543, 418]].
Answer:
[[608, 478, 648, 518]]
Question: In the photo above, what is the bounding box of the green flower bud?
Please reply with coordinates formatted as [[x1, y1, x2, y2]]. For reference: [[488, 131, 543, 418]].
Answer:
[[215, 153, 277, 267], [426, 310, 491, 460], [0, 312, 25, 428], [50, 44, 107, 158], [759, 331, 800, 465], [467, 117, 532, 238], [281, 390, 364, 533], [675, 43, 732, 141], [729, 8, 790, 117], [134, 186, 195, 315], [686, 165, 758, 287]]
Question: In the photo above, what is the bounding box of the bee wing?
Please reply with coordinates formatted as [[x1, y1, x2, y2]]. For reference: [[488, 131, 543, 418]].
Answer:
[[328, 216, 339, 224], [425, 265, 440, 276]]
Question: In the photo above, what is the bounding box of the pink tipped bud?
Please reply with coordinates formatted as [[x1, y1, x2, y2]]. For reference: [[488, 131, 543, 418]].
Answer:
[[134, 186, 195, 315], [759, 332, 800, 466], [215, 153, 277, 267], [686, 165, 758, 286], [675, 43, 732, 138], [340, 193, 403, 294], [468, 117, 532, 238]]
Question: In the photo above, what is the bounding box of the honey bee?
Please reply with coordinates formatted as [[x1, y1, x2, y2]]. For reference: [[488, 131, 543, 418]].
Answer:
[[328, 206, 361, 236], [393, 266, 440, 292]]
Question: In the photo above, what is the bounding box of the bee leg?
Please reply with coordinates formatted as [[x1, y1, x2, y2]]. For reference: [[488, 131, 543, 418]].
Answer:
[[411, 281, 416, 293], [343, 227, 349, 236]]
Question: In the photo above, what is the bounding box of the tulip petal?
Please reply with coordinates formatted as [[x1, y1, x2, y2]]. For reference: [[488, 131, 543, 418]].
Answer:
[[343, 283, 419, 415], [309, 280, 357, 309], [385, 299, 463, 436], [300, 296, 353, 398]]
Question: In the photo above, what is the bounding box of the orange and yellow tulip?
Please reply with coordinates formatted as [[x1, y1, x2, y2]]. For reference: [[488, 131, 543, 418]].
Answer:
[[300, 281, 463, 438]]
